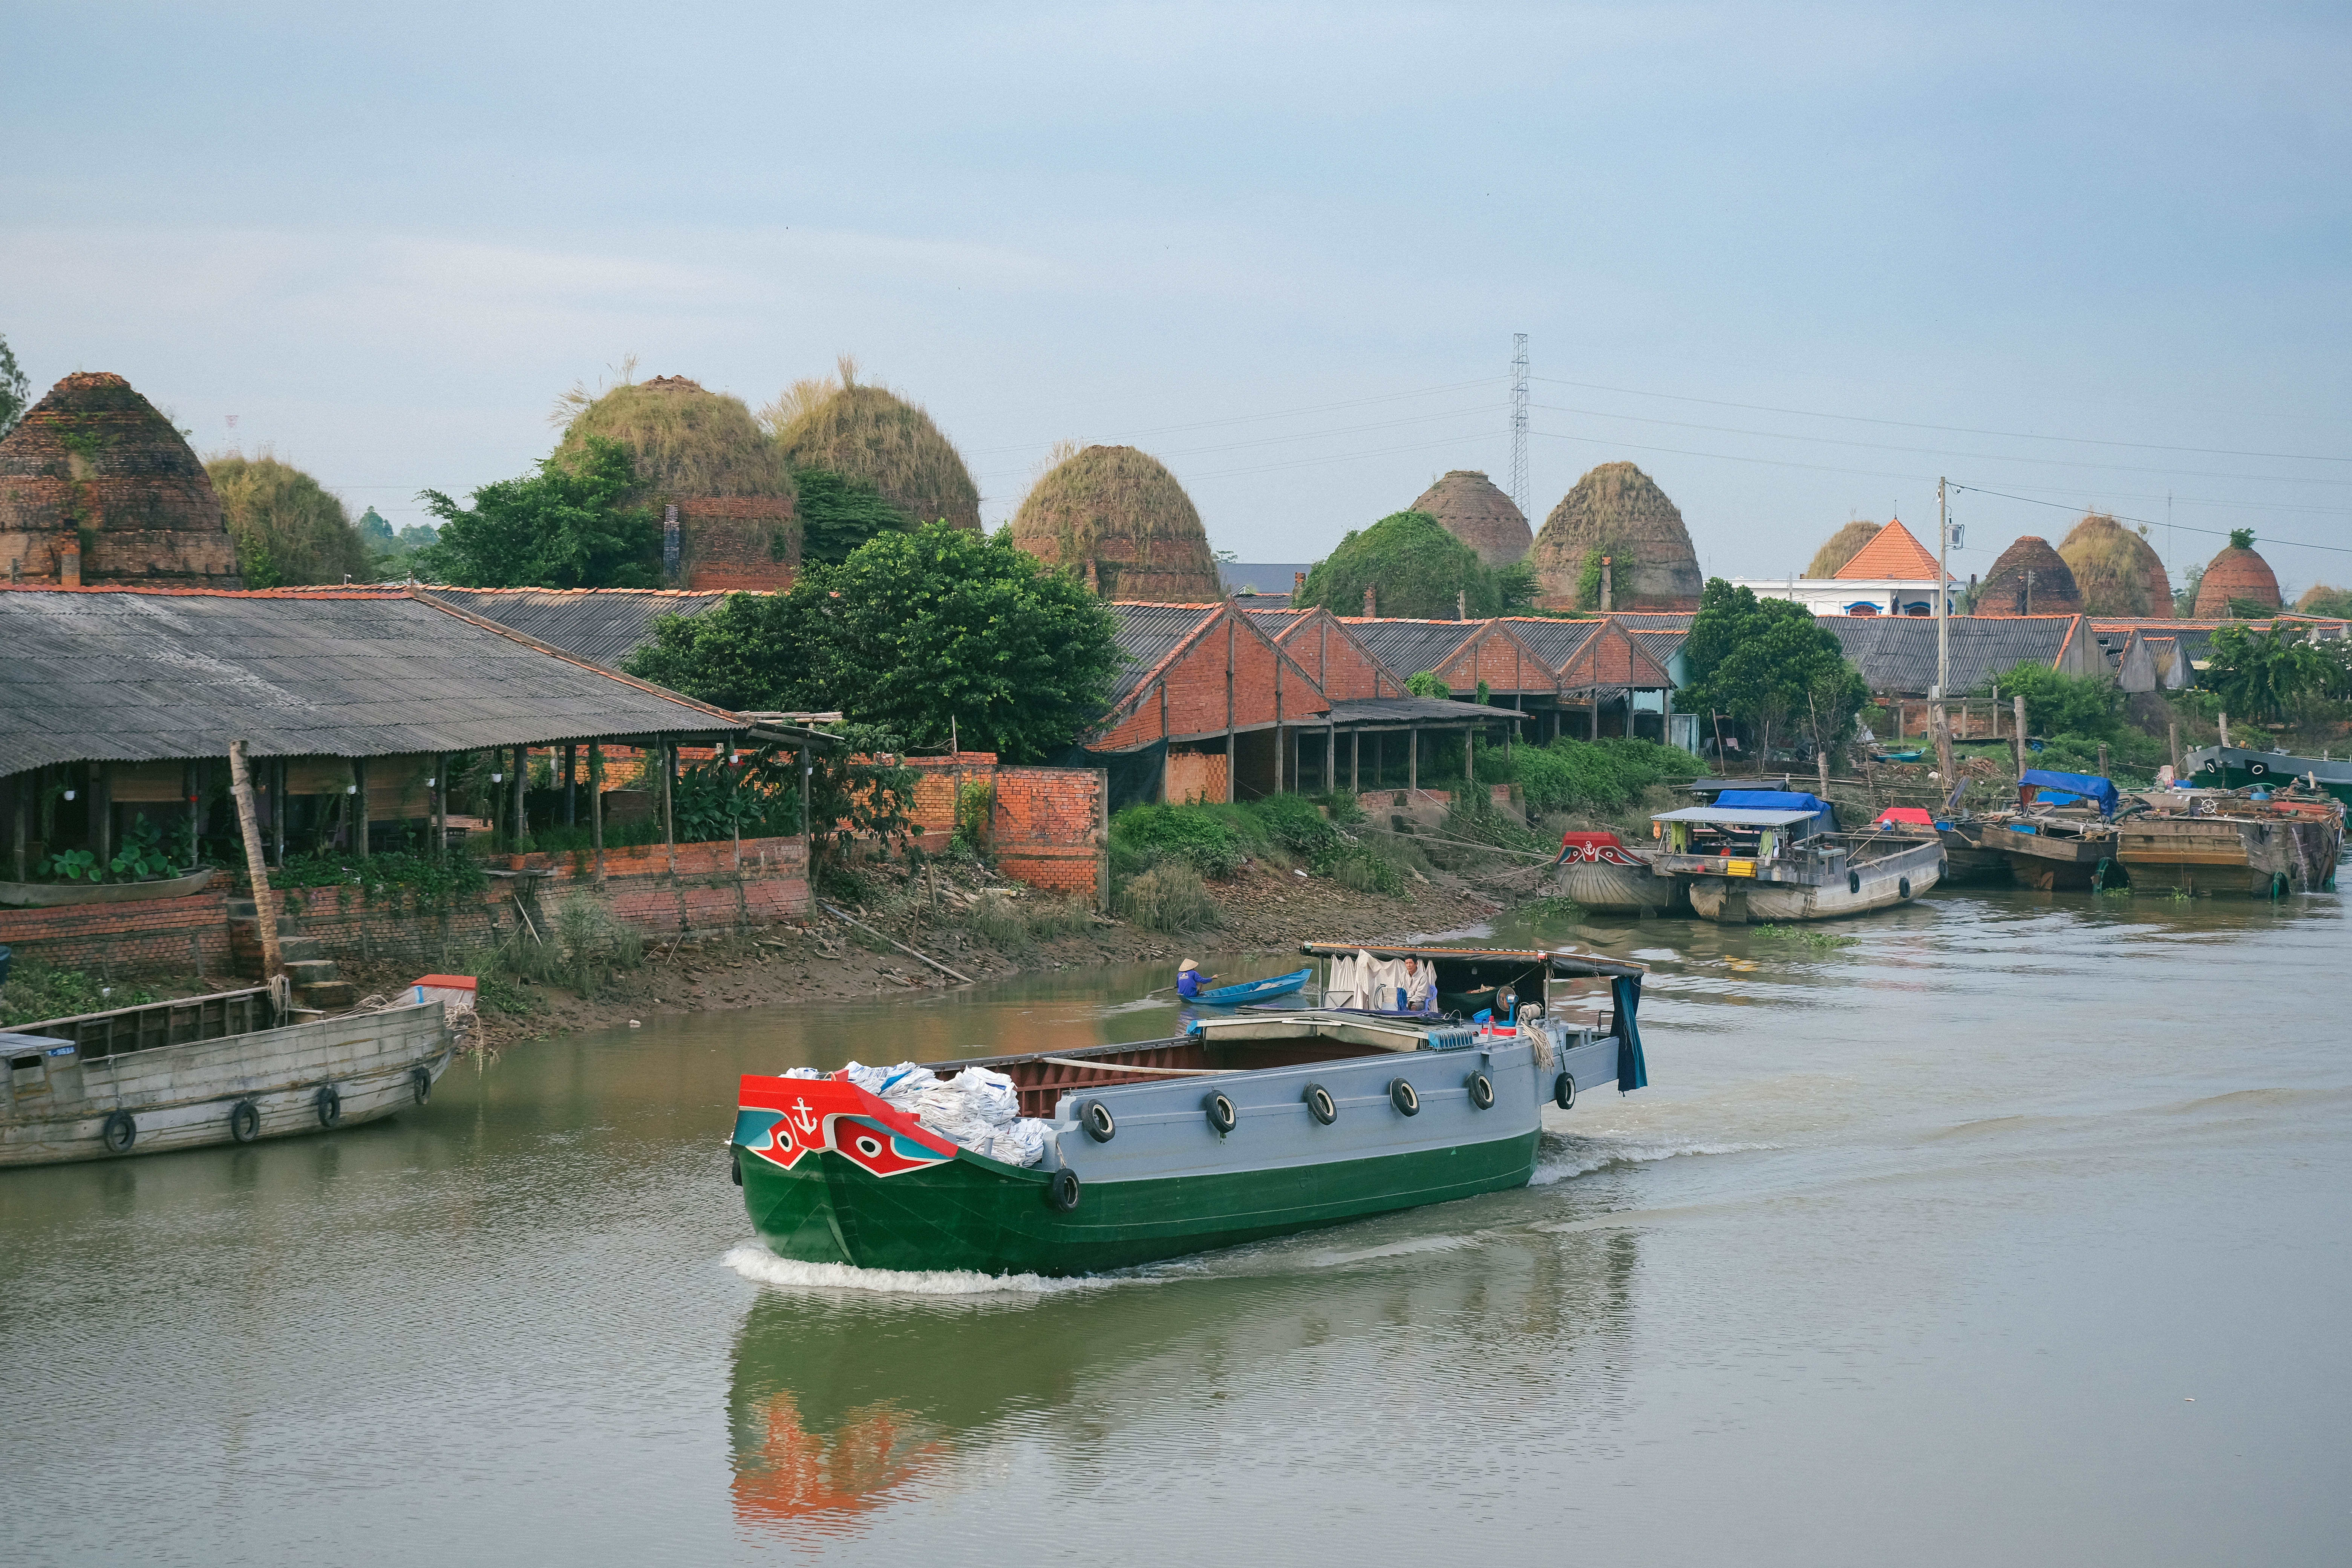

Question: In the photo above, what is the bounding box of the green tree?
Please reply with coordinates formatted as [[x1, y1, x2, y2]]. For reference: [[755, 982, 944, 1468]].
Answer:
[[0, 331, 27, 436], [628, 522, 1122, 762], [1405, 671, 1451, 699], [1680, 579, 1869, 758], [413, 436, 661, 588], [1296, 510, 1537, 620], [793, 466, 908, 565], [2200, 625, 2331, 720], [1988, 662, 2127, 738], [206, 453, 374, 585]]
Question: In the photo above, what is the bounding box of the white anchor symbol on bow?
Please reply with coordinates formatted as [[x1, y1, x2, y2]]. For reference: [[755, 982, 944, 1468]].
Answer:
[[788, 1098, 821, 1137]]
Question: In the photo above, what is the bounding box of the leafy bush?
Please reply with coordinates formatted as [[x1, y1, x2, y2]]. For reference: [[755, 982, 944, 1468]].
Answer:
[[546, 896, 644, 998], [1295, 509, 1537, 619], [1251, 793, 1342, 858], [967, 888, 1093, 944], [270, 847, 488, 908], [1, 960, 154, 1026], [1406, 670, 1452, 699], [1110, 803, 1246, 877], [1990, 662, 2127, 740], [2032, 729, 2167, 784], [1325, 846, 1403, 894], [1116, 864, 1220, 931], [1512, 737, 1698, 815]]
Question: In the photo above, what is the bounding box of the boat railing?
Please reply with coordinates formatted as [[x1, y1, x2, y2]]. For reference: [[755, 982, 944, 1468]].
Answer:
[[10, 986, 280, 1059]]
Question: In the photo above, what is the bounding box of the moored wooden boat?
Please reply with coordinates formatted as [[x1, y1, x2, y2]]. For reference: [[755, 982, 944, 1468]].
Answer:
[[734, 947, 1649, 1276], [1, 987, 454, 1166], [1552, 830, 1686, 915], [2115, 790, 2344, 896], [1651, 791, 1942, 922], [1935, 820, 2015, 885], [1982, 769, 2126, 890]]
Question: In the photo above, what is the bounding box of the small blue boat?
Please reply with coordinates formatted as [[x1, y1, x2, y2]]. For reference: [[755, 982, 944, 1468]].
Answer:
[[1194, 967, 1313, 1007]]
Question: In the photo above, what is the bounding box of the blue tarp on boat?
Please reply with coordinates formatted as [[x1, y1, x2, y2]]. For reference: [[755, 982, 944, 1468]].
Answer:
[[2020, 769, 2119, 817], [1713, 790, 1837, 834]]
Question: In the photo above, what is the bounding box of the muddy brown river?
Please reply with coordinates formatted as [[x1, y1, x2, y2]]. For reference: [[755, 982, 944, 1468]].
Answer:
[[5, 886, 2347, 1565]]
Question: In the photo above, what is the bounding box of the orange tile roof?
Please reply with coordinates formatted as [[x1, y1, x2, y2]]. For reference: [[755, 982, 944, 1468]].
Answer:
[[1833, 519, 1942, 581]]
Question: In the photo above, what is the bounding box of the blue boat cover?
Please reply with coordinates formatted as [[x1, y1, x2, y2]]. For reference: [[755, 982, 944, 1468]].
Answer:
[[1714, 790, 1836, 833], [2020, 769, 2119, 817]]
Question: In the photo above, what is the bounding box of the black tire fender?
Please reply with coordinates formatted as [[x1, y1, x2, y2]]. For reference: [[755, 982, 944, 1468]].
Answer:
[[1303, 1082, 1338, 1125], [1899, 876, 1912, 899], [1079, 1099, 1116, 1143], [228, 1099, 261, 1144], [1389, 1078, 1420, 1116], [1046, 1167, 1082, 1212], [1848, 870, 1861, 894], [1553, 1072, 1577, 1111], [411, 1064, 432, 1106], [101, 1109, 136, 1155], [1465, 1071, 1496, 1111], [729, 1147, 743, 1187], [1203, 1090, 1238, 1135], [315, 1083, 342, 1129]]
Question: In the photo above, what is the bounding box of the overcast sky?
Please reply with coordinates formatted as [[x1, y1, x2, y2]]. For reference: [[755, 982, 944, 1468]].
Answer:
[[6, 2, 2348, 595]]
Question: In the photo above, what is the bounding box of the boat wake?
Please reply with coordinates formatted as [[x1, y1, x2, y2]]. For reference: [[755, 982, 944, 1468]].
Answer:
[[1528, 1133, 1774, 1185], [723, 1243, 1130, 1297]]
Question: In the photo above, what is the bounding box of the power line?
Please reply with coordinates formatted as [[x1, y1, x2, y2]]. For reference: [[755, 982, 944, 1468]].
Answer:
[[960, 375, 1506, 457], [1528, 400, 2352, 487], [973, 400, 1502, 482], [1531, 375, 2352, 464], [1509, 334, 1530, 519], [1949, 483, 2352, 557]]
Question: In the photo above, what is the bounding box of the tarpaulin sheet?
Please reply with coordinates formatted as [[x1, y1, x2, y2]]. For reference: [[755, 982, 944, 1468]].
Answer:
[[2020, 769, 2119, 817]]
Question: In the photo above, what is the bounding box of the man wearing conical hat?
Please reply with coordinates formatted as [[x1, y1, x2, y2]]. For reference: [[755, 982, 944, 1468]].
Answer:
[[1176, 959, 1216, 1001]]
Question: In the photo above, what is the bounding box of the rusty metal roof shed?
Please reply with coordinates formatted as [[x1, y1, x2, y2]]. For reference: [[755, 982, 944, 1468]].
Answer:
[[0, 587, 749, 774]]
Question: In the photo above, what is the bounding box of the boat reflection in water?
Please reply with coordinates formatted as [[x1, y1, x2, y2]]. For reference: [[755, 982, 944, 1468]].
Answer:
[[726, 1220, 1640, 1542]]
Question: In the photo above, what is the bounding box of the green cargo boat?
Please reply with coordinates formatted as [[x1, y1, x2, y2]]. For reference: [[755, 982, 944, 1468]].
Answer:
[[2185, 745, 2352, 807], [733, 946, 1649, 1276]]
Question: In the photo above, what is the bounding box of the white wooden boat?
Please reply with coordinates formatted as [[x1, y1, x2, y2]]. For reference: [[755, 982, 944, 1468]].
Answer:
[[1, 986, 454, 1166], [1652, 793, 1943, 922]]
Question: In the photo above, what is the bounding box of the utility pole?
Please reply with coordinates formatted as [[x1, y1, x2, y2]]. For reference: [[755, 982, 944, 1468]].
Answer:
[[1509, 334, 1530, 522], [1936, 476, 1949, 702]]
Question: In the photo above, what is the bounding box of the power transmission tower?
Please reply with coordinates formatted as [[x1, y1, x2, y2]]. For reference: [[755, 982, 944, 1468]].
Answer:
[[1509, 333, 1530, 518]]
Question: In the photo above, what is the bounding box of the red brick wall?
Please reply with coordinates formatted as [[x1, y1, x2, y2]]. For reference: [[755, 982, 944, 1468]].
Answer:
[[992, 767, 1107, 906], [897, 754, 1001, 854], [0, 882, 234, 978], [1437, 625, 1556, 697], [1095, 607, 1328, 750], [1275, 611, 1391, 700], [680, 496, 797, 592]]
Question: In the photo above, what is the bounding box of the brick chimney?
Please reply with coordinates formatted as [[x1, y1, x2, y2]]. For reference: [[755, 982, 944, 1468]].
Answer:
[[60, 542, 81, 588], [662, 504, 681, 583], [1294, 571, 1306, 596], [1599, 556, 1613, 613], [1364, 585, 1377, 617]]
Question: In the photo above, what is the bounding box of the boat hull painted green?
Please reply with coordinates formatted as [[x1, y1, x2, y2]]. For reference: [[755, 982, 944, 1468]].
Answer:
[[2185, 745, 2352, 807], [741, 1131, 1542, 1276]]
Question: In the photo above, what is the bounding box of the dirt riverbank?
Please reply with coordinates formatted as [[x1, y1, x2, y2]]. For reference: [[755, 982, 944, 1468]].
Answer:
[[328, 858, 1524, 1049]]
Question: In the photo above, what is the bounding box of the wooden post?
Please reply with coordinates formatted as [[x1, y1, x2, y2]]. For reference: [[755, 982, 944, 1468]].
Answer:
[[354, 756, 370, 858], [2219, 709, 2230, 749], [2097, 742, 2110, 778], [1325, 725, 1336, 795], [799, 744, 811, 845], [1350, 730, 1360, 794], [590, 742, 605, 887], [228, 741, 284, 989], [1933, 704, 1954, 796], [186, 760, 201, 871], [92, 762, 112, 871], [12, 770, 25, 882], [565, 742, 577, 827], [433, 753, 446, 859], [661, 737, 678, 876], [729, 741, 741, 871], [1225, 615, 1237, 804], [1409, 726, 1419, 793], [2013, 695, 2029, 780], [1465, 724, 1474, 784], [2169, 721, 2181, 778], [1591, 698, 1600, 742]]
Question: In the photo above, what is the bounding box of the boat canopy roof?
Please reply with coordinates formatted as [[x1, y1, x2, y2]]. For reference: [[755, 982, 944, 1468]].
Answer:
[[1652, 805, 1822, 828], [1299, 942, 1646, 980]]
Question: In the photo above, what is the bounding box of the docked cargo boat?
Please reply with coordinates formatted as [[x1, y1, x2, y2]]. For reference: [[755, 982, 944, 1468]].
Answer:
[[1979, 770, 2125, 891], [2115, 788, 2344, 896], [1, 986, 455, 1167], [733, 945, 1648, 1276], [1649, 790, 1942, 922], [2185, 744, 2352, 807]]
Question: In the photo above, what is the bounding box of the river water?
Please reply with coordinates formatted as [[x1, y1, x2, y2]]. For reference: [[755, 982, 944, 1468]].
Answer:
[[5, 887, 2348, 1566]]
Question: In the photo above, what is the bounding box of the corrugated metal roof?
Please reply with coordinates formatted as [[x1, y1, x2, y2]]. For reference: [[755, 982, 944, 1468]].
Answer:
[[1106, 602, 1221, 704], [1820, 614, 2079, 694], [418, 585, 731, 668], [1218, 563, 1316, 595], [1340, 619, 1478, 679], [1493, 617, 1601, 671], [1326, 695, 1526, 725], [0, 588, 744, 772]]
